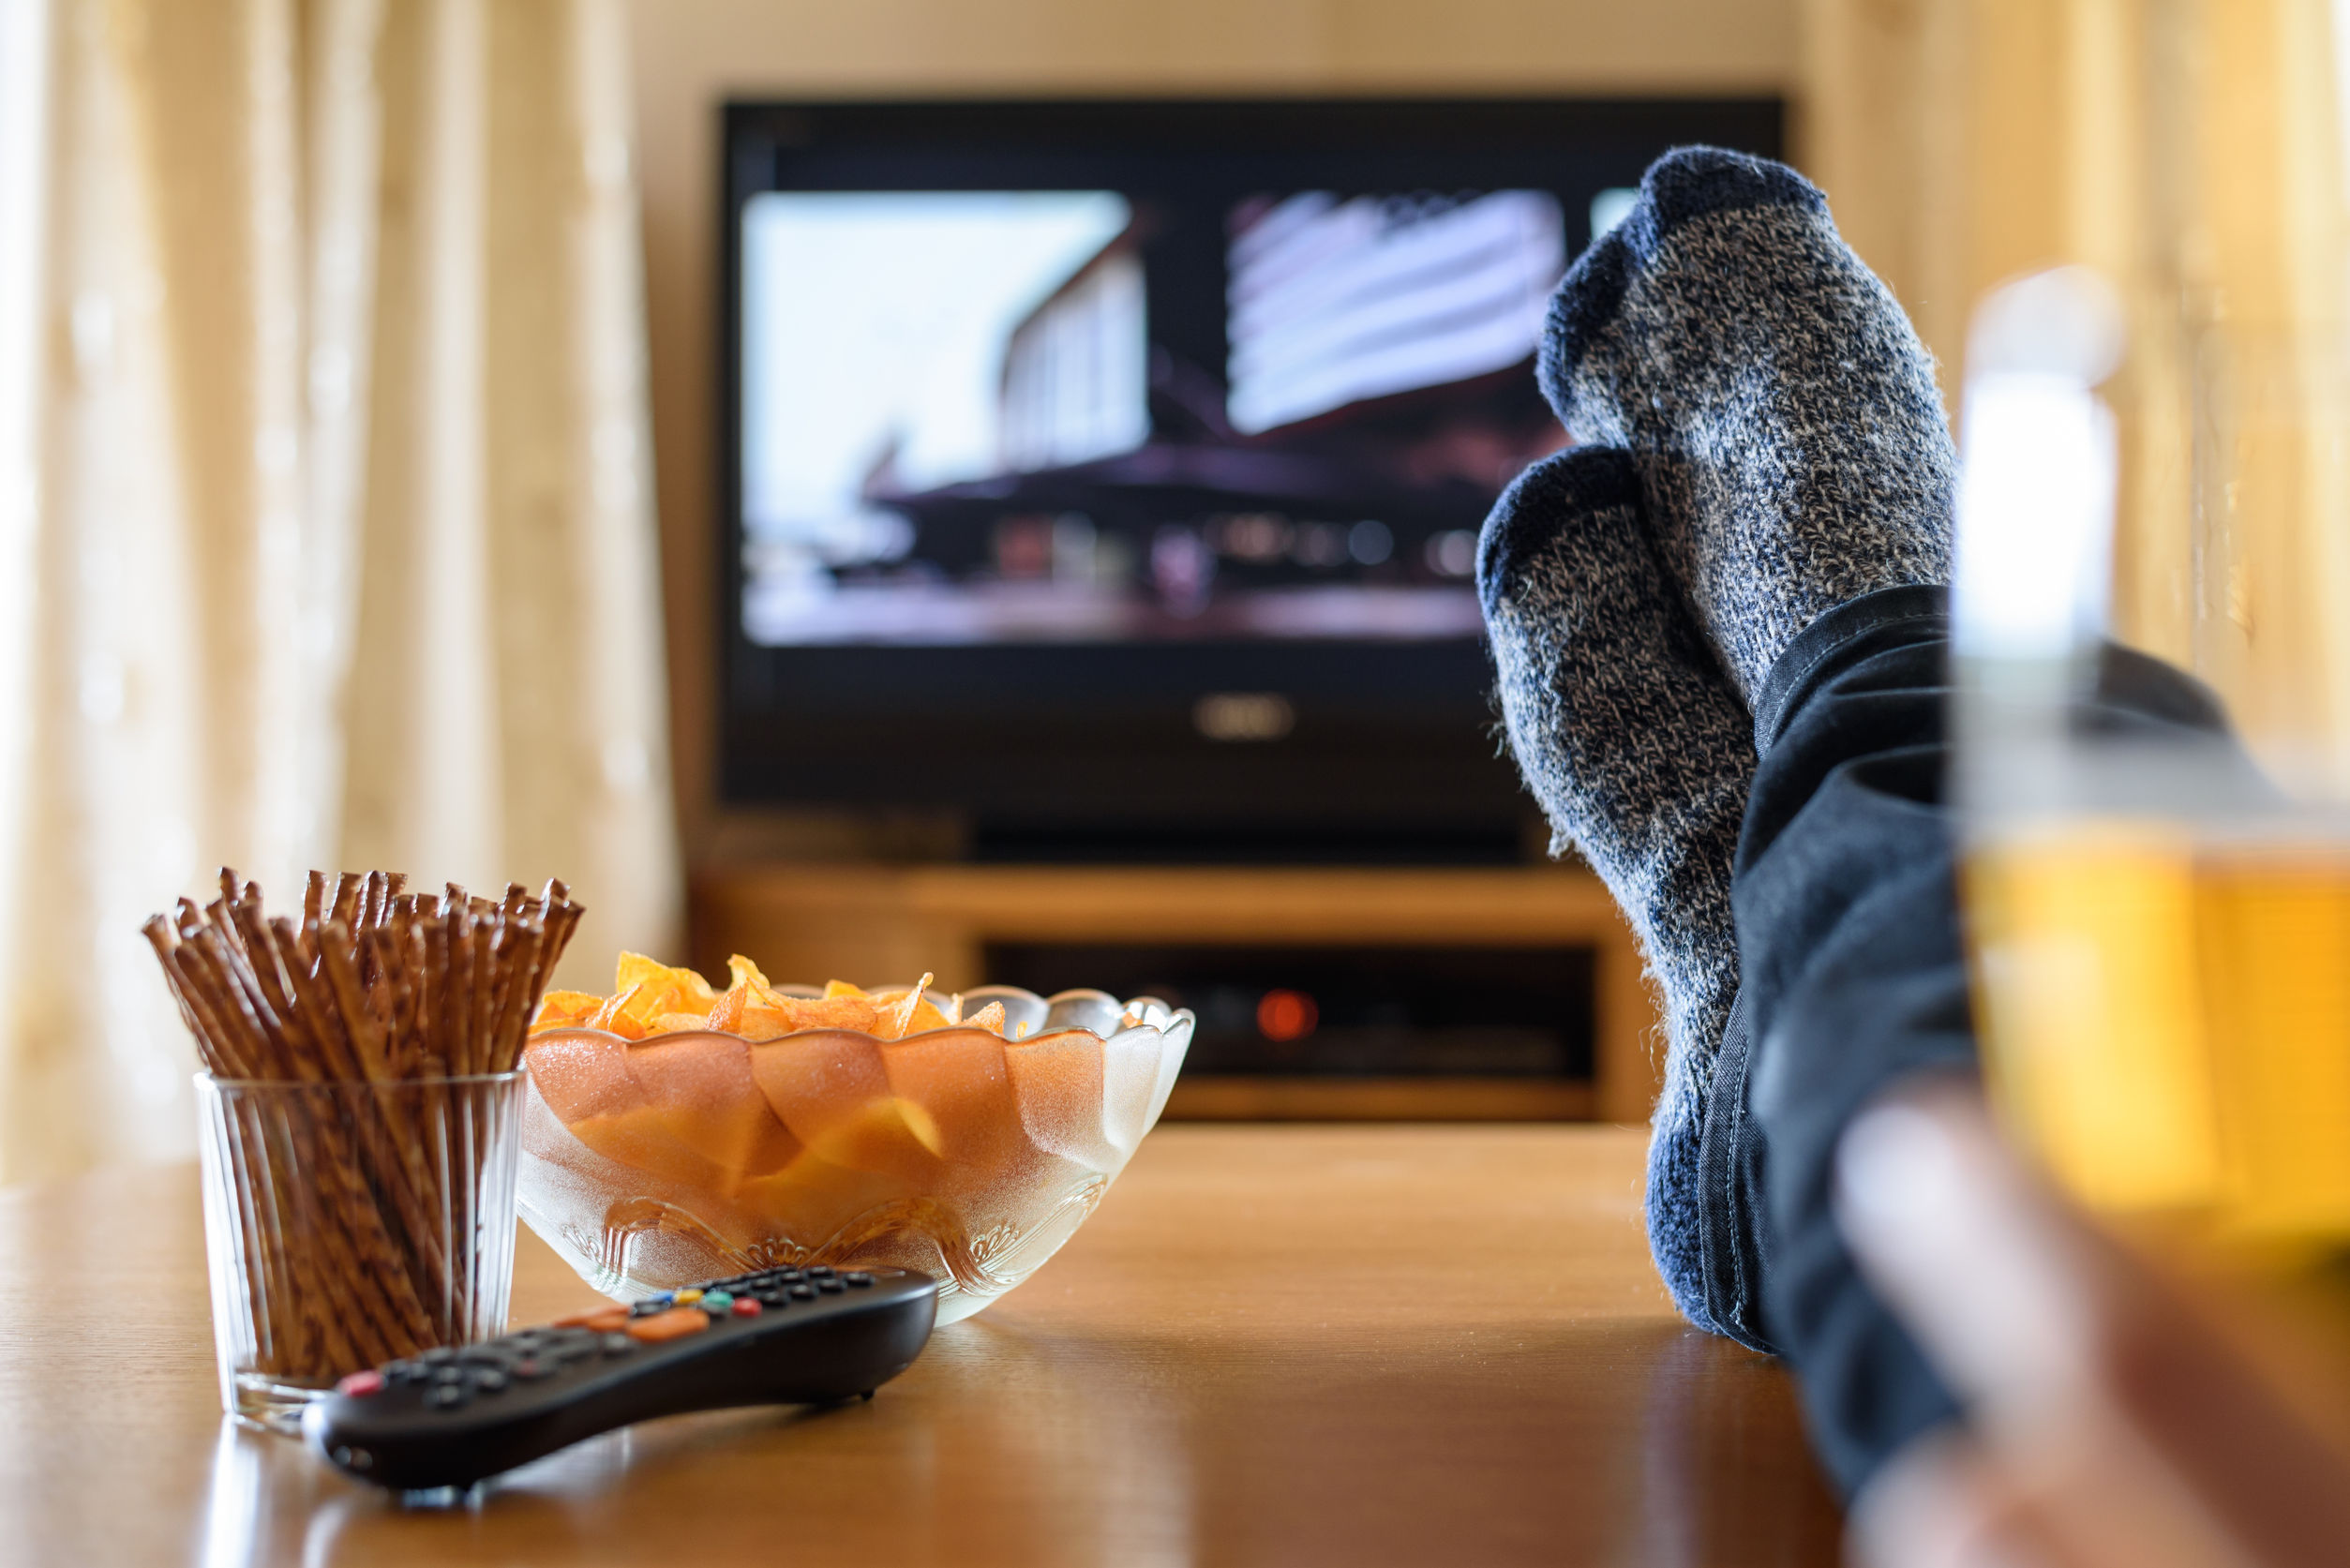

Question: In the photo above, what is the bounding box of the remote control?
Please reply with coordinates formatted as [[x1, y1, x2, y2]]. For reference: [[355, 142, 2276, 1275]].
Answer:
[[303, 1264, 938, 1490]]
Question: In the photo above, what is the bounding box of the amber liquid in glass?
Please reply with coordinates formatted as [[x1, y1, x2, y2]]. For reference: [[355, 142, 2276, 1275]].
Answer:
[[1966, 824, 2350, 1247]]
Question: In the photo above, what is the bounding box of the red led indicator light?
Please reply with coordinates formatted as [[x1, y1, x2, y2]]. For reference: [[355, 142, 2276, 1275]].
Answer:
[[1256, 989, 1318, 1042]]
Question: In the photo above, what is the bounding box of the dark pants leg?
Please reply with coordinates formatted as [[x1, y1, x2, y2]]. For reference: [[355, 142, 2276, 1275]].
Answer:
[[1692, 586, 2236, 1497]]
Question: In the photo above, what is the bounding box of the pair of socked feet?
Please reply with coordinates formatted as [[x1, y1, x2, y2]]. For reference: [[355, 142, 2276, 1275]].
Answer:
[[1476, 148, 1956, 1332]]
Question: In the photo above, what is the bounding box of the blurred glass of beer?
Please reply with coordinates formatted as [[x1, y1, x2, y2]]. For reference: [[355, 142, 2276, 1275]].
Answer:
[[1953, 274, 2350, 1255]]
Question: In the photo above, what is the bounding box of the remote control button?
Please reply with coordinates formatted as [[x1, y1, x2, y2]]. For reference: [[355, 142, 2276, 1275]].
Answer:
[[427, 1384, 468, 1410], [641, 1292, 675, 1309], [673, 1289, 703, 1306], [774, 1270, 804, 1283], [807, 1266, 836, 1279], [601, 1333, 636, 1356], [471, 1368, 509, 1394], [699, 1291, 733, 1313], [382, 1360, 421, 1381], [431, 1366, 466, 1386], [420, 1348, 457, 1366], [755, 1291, 787, 1307], [625, 1307, 711, 1343], [458, 1346, 514, 1367], [731, 1297, 762, 1317], [818, 1277, 846, 1293], [512, 1358, 552, 1381], [788, 1284, 816, 1300], [335, 1370, 386, 1397], [845, 1272, 874, 1287], [553, 1306, 630, 1332]]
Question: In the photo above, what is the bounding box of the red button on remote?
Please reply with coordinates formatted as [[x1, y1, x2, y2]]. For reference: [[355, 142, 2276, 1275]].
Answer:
[[731, 1297, 762, 1317], [336, 1369, 386, 1397]]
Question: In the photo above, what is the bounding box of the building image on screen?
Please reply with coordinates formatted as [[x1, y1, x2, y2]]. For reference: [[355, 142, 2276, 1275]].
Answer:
[[739, 187, 1570, 648]]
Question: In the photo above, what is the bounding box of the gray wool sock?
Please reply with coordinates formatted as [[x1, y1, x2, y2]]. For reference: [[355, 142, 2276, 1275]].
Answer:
[[1539, 147, 1956, 701], [1478, 444, 1755, 1332]]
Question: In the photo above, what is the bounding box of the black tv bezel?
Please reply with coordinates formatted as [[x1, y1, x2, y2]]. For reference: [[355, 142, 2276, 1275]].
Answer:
[[714, 97, 1783, 845]]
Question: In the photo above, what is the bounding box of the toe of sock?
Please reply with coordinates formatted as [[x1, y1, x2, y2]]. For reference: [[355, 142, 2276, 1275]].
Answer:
[[1638, 145, 1825, 243], [1537, 228, 1635, 429], [1475, 444, 1642, 616], [1539, 148, 1831, 423]]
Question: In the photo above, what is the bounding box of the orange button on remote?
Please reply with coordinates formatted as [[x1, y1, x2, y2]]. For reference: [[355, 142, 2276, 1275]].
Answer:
[[625, 1307, 711, 1343], [554, 1306, 630, 1332]]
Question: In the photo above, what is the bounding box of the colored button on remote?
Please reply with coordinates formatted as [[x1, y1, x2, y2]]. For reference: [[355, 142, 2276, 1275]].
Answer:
[[625, 1307, 711, 1343], [335, 1369, 385, 1397], [553, 1306, 631, 1332]]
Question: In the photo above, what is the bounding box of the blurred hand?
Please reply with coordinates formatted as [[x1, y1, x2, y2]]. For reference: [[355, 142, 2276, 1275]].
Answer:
[[1835, 1082, 2350, 1568]]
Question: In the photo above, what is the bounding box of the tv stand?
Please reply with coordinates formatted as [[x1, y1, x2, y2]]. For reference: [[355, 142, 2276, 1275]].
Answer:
[[690, 861, 1659, 1123]]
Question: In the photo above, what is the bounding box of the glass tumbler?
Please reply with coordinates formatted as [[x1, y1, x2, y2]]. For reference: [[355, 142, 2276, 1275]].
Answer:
[[195, 1071, 525, 1431], [1954, 273, 2350, 1261]]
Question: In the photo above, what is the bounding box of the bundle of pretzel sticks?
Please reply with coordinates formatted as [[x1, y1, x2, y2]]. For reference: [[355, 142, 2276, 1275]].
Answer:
[[143, 869, 582, 1381]]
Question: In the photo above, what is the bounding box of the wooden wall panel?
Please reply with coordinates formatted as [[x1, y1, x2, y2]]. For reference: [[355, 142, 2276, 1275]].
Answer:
[[1804, 0, 2350, 770]]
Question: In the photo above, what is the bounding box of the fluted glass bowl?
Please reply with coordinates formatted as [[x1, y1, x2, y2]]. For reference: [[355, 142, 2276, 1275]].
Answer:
[[515, 986, 1191, 1324]]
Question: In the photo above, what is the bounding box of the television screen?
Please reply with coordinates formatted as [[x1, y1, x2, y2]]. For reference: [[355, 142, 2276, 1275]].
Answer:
[[740, 186, 1566, 648], [720, 101, 1782, 851]]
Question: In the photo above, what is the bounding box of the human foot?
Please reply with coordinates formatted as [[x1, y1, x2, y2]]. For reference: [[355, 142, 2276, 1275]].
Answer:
[[1478, 443, 1755, 1331], [1539, 148, 1956, 701]]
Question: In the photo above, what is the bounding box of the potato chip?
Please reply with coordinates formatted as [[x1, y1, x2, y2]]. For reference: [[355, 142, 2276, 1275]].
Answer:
[[904, 996, 956, 1034], [737, 1003, 800, 1040], [531, 990, 605, 1034], [876, 974, 933, 1042], [587, 982, 651, 1041], [706, 980, 752, 1036], [542, 958, 1055, 1046], [783, 994, 882, 1034], [613, 951, 718, 1022]]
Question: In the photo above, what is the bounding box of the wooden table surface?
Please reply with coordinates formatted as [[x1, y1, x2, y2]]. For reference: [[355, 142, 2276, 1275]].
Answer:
[[0, 1126, 1843, 1566]]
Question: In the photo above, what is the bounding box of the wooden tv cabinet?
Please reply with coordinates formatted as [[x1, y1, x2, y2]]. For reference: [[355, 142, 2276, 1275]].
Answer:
[[689, 864, 1661, 1123]]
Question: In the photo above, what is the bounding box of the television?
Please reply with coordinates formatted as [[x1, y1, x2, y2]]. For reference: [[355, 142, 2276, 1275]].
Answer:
[[719, 98, 1783, 859]]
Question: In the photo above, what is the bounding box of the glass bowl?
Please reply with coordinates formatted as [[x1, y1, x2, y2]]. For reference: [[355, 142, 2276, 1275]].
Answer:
[[514, 986, 1191, 1324]]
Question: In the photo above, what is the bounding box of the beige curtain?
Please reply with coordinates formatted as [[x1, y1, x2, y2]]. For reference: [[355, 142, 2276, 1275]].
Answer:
[[1803, 0, 2350, 779], [0, 0, 680, 1186]]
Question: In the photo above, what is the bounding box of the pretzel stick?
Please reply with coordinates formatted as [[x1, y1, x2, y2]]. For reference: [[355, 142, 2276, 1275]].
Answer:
[[155, 868, 582, 1382], [234, 899, 423, 1352], [471, 917, 503, 1076], [317, 922, 456, 1311], [248, 922, 435, 1352], [329, 874, 362, 931]]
